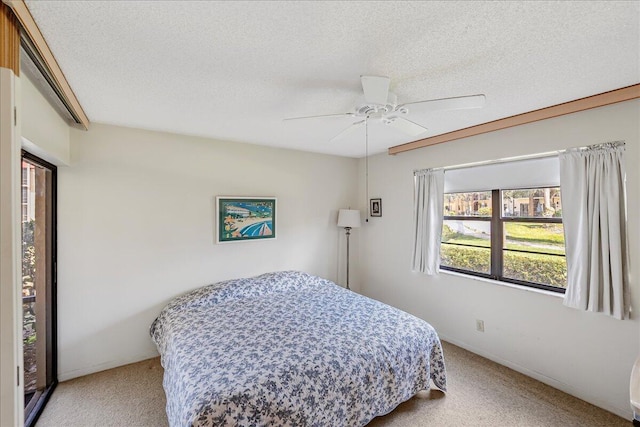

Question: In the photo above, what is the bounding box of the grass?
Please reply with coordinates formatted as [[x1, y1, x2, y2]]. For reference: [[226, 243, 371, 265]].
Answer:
[[504, 223, 564, 245], [443, 222, 566, 255], [444, 234, 490, 247]]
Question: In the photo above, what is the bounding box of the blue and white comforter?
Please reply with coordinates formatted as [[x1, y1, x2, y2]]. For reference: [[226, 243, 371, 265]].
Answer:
[[150, 271, 446, 426]]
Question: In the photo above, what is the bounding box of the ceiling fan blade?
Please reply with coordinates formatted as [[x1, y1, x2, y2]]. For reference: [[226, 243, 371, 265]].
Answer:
[[283, 112, 354, 122], [400, 94, 485, 114], [330, 120, 365, 143], [385, 117, 428, 136], [361, 75, 390, 105]]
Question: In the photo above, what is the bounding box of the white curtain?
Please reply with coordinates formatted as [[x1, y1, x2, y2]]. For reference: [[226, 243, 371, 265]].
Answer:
[[412, 169, 445, 275], [559, 142, 630, 319]]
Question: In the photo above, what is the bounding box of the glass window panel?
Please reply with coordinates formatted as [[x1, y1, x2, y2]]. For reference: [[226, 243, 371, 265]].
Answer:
[[22, 161, 39, 395], [21, 157, 56, 406], [441, 219, 491, 275], [444, 191, 492, 217], [503, 251, 567, 288], [441, 244, 491, 274], [442, 220, 491, 248], [504, 222, 565, 255], [501, 187, 561, 218]]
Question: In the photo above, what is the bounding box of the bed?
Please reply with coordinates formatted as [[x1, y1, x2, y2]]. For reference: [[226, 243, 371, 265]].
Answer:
[[150, 271, 447, 426]]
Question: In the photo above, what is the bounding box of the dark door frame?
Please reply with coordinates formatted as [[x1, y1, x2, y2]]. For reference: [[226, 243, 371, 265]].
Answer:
[[21, 150, 57, 427]]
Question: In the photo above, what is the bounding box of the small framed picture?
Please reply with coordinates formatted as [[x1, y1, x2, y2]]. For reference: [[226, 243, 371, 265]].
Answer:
[[216, 197, 276, 243], [370, 198, 382, 217]]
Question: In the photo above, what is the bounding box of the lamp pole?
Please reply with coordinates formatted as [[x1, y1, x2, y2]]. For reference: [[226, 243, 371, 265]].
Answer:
[[345, 226, 352, 290], [337, 208, 360, 290]]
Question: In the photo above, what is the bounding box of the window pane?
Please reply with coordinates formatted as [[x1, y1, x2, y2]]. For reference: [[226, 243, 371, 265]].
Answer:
[[503, 251, 567, 288], [444, 191, 492, 217], [442, 220, 490, 248], [502, 187, 561, 218], [504, 222, 565, 255], [441, 219, 491, 274], [441, 244, 491, 274], [21, 157, 56, 406]]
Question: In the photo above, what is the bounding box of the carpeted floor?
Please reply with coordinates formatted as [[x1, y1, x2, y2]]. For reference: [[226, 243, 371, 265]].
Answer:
[[36, 341, 629, 427]]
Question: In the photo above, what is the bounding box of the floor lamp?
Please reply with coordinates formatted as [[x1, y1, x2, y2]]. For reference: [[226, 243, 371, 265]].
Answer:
[[337, 209, 361, 290]]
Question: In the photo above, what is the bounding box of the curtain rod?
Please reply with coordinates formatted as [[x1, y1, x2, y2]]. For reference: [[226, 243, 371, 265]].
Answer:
[[566, 140, 625, 152], [413, 151, 559, 175], [413, 140, 625, 175]]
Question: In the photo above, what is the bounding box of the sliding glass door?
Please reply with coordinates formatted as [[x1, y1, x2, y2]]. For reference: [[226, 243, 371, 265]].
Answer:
[[21, 151, 56, 426]]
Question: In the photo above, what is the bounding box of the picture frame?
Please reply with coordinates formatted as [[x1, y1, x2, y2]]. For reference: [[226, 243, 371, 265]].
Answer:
[[216, 197, 277, 243], [370, 198, 382, 217]]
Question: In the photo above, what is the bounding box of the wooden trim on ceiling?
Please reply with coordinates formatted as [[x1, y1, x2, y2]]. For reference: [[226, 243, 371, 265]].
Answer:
[[388, 84, 640, 156], [0, 2, 19, 75], [3, 0, 89, 130]]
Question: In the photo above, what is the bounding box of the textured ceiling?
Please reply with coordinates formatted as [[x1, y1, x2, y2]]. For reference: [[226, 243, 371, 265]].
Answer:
[[24, 1, 640, 157]]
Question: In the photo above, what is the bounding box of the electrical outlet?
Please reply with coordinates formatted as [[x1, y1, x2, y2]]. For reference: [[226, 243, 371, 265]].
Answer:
[[476, 319, 485, 332]]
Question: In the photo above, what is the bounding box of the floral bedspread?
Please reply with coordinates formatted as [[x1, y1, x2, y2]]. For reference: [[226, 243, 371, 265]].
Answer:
[[150, 271, 446, 427]]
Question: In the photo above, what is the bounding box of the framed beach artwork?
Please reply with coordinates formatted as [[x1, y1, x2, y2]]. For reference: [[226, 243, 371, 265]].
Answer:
[[216, 197, 277, 243]]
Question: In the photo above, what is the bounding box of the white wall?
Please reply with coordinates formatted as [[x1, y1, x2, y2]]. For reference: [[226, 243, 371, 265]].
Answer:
[[357, 99, 640, 418], [20, 73, 70, 165], [56, 123, 358, 380]]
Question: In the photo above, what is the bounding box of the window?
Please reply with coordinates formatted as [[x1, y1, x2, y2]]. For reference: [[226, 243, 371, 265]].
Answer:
[[21, 152, 57, 427], [441, 187, 566, 292], [442, 191, 492, 275]]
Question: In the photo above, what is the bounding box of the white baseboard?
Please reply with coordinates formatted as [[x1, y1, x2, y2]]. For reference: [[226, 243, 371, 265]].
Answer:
[[439, 334, 632, 420], [58, 350, 160, 382]]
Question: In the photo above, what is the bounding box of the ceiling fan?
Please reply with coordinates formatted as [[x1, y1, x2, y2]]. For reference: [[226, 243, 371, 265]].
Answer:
[[284, 75, 485, 142]]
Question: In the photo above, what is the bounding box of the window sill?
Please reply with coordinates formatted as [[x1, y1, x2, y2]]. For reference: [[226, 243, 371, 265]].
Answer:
[[438, 269, 564, 299]]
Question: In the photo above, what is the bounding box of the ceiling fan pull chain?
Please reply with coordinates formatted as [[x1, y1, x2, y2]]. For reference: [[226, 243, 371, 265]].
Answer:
[[365, 117, 369, 221]]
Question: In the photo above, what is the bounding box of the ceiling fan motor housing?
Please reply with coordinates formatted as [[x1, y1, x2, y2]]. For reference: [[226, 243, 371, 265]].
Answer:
[[355, 92, 403, 118]]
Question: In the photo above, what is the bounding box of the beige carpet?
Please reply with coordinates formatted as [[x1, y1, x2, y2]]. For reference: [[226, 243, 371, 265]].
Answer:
[[36, 342, 628, 427]]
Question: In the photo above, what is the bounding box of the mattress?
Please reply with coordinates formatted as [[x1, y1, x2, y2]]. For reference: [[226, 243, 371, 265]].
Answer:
[[150, 271, 446, 426]]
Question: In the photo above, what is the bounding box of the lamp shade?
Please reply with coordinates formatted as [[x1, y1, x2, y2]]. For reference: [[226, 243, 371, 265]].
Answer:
[[337, 209, 361, 228]]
